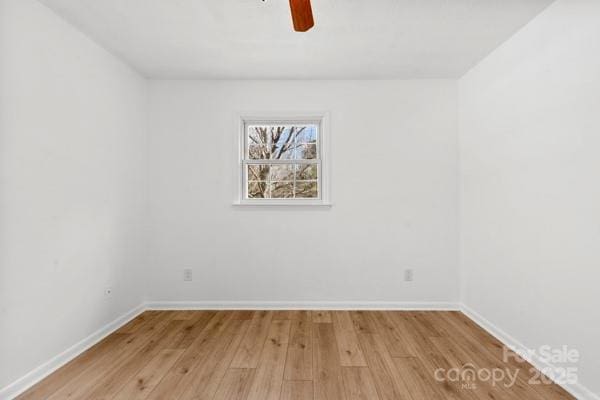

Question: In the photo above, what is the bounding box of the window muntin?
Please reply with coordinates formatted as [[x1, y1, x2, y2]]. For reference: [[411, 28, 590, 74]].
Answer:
[[242, 122, 321, 201]]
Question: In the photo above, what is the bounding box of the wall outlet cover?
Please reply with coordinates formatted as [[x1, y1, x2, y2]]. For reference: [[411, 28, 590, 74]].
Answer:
[[183, 269, 193, 281]]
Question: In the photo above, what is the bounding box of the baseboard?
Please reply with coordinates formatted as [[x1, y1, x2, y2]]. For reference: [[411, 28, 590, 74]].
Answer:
[[0, 304, 146, 400], [460, 303, 599, 400], [145, 300, 460, 311]]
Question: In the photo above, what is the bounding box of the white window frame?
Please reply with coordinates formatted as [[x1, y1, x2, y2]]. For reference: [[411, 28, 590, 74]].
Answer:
[[235, 113, 331, 206]]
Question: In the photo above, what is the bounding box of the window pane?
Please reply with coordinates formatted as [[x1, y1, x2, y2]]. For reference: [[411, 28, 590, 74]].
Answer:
[[294, 143, 317, 160], [270, 126, 296, 160], [246, 124, 318, 161], [247, 164, 269, 182], [248, 144, 268, 160], [296, 164, 318, 180], [296, 125, 317, 144], [248, 181, 268, 198], [247, 126, 270, 159], [295, 181, 318, 198], [248, 126, 268, 146], [270, 164, 294, 181], [270, 182, 294, 198]]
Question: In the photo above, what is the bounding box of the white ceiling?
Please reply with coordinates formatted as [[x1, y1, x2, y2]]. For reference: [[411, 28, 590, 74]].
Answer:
[[40, 0, 554, 79]]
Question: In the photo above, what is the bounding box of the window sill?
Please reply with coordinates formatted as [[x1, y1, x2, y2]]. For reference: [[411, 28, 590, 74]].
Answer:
[[233, 200, 332, 207]]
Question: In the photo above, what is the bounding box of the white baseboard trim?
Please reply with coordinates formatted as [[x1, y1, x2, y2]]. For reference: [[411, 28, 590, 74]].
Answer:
[[145, 300, 460, 311], [460, 303, 599, 400], [0, 304, 145, 400]]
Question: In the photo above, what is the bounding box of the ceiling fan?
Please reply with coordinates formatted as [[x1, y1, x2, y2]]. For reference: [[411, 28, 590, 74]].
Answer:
[[263, 0, 315, 32]]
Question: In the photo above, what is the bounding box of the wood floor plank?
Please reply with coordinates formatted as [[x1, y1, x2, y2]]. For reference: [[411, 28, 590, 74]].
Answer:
[[388, 312, 448, 361], [371, 312, 415, 357], [246, 320, 291, 400], [357, 333, 413, 400], [178, 319, 250, 400], [392, 357, 443, 400], [439, 312, 517, 365], [83, 318, 189, 400], [168, 311, 216, 349], [349, 311, 378, 334], [46, 312, 174, 400], [230, 310, 274, 368], [313, 323, 347, 400], [409, 312, 444, 338], [428, 336, 519, 400], [145, 343, 216, 400], [113, 349, 184, 400], [385, 313, 477, 400], [341, 367, 381, 400], [284, 319, 313, 380], [145, 311, 236, 400], [312, 311, 332, 323], [281, 381, 314, 400], [230, 310, 255, 320], [117, 311, 163, 334], [19, 312, 163, 400], [332, 311, 367, 367], [171, 310, 199, 320], [399, 339, 478, 400], [213, 369, 255, 400], [16, 333, 130, 400], [274, 310, 311, 321]]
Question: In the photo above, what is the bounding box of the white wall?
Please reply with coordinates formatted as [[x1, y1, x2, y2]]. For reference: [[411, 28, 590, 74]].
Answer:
[[0, 0, 147, 390], [459, 0, 600, 396], [147, 80, 458, 305]]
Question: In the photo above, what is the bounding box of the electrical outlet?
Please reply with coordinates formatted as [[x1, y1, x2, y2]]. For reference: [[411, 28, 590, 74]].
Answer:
[[183, 268, 193, 282], [104, 287, 113, 296], [404, 269, 414, 282]]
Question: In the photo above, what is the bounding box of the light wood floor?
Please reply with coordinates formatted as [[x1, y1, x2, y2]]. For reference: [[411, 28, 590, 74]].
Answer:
[[18, 310, 574, 400]]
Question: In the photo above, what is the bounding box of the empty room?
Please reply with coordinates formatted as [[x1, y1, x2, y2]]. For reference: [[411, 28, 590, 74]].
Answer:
[[1, 0, 599, 399]]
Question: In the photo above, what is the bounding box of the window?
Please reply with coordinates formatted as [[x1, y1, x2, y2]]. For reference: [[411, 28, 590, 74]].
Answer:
[[237, 115, 330, 205]]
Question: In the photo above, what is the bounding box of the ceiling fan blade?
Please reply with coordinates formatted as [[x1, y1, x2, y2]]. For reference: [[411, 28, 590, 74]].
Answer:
[[289, 0, 314, 32]]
